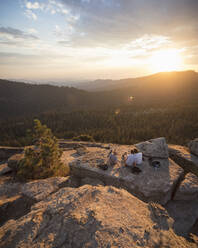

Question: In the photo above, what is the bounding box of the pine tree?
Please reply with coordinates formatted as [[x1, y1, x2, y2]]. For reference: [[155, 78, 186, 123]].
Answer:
[[17, 119, 69, 180]]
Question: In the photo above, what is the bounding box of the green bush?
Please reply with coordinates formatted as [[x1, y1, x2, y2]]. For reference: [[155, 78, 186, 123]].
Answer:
[[17, 119, 69, 180], [73, 134, 94, 142]]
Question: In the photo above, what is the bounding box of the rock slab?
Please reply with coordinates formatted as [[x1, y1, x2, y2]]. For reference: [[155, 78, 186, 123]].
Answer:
[[0, 185, 194, 248]]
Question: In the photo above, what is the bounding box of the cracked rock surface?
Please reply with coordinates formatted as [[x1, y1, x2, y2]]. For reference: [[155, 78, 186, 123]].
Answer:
[[0, 185, 195, 248]]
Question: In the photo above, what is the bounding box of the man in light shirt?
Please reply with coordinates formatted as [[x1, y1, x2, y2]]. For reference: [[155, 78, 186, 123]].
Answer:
[[125, 148, 142, 167], [125, 150, 135, 167], [133, 148, 143, 166]]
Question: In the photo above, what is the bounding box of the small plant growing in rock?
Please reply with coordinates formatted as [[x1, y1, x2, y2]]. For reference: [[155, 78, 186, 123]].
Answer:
[[17, 119, 69, 180]]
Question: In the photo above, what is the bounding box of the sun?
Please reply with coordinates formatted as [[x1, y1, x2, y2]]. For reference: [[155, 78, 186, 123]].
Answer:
[[150, 49, 182, 72]]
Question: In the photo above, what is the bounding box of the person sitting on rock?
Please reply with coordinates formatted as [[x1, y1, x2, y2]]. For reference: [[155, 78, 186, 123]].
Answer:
[[108, 150, 118, 166], [133, 148, 143, 166], [121, 152, 128, 166], [125, 149, 135, 167]]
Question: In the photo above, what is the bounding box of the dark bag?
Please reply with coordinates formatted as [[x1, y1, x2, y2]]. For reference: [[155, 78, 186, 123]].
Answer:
[[98, 163, 108, 170], [131, 167, 142, 174]]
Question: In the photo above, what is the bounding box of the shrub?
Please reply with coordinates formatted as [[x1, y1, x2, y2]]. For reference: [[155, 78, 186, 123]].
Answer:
[[17, 119, 69, 180], [73, 134, 94, 142]]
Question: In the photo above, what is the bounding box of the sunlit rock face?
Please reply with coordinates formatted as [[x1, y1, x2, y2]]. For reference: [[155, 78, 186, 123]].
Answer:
[[0, 185, 194, 248]]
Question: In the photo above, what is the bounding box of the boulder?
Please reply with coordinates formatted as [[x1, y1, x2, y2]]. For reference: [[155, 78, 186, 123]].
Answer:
[[8, 153, 24, 172], [135, 137, 169, 158], [0, 163, 12, 176], [67, 145, 184, 205], [168, 145, 198, 176], [81, 177, 105, 186], [174, 173, 198, 201], [21, 177, 68, 201], [189, 138, 198, 157], [0, 185, 194, 248]]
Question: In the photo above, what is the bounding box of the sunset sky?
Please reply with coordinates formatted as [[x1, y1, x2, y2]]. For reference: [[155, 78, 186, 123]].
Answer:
[[0, 0, 198, 81]]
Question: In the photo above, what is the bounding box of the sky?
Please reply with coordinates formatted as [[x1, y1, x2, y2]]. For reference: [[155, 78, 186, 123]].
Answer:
[[0, 0, 198, 82]]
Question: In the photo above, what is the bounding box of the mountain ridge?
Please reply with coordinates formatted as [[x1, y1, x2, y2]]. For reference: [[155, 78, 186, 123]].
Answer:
[[0, 70, 198, 119]]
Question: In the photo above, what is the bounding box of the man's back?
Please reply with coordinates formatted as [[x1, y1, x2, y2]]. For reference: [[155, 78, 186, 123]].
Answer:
[[126, 154, 135, 166], [134, 152, 142, 165]]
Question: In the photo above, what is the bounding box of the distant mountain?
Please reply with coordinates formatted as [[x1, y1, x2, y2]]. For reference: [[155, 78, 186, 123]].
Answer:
[[0, 70, 198, 118], [0, 80, 93, 118], [75, 70, 198, 92]]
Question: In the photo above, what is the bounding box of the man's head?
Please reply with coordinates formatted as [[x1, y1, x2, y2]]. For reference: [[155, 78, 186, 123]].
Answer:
[[133, 148, 139, 154]]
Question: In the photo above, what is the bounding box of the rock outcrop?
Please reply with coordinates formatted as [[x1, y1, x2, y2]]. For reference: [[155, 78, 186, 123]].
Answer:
[[0, 185, 194, 248], [189, 138, 198, 157], [135, 137, 169, 158], [1, 139, 198, 247], [63, 143, 184, 205]]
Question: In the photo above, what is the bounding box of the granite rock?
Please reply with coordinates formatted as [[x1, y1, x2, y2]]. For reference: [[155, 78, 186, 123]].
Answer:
[[135, 137, 169, 158], [0, 185, 194, 248]]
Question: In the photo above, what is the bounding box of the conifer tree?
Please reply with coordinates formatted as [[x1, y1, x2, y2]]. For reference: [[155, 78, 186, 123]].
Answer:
[[17, 119, 69, 180]]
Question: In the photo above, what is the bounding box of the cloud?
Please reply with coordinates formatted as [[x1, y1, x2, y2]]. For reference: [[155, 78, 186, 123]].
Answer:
[[24, 9, 37, 20], [0, 26, 39, 40], [57, 0, 198, 49], [28, 28, 38, 34], [25, 1, 44, 10]]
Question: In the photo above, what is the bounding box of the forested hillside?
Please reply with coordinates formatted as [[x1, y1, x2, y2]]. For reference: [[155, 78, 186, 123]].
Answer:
[[1, 71, 198, 118], [0, 71, 198, 146]]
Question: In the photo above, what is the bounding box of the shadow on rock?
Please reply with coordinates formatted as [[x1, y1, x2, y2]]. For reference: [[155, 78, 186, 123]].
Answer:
[[0, 195, 36, 227]]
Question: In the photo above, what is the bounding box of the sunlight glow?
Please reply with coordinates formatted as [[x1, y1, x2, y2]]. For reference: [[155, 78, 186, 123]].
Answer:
[[149, 49, 182, 72]]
